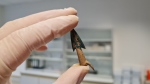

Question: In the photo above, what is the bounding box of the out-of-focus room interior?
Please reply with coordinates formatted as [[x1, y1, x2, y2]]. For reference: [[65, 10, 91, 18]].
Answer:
[[0, 0, 150, 84]]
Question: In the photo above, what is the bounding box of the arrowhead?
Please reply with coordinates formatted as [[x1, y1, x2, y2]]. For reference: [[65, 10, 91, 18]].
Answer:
[[70, 29, 86, 51]]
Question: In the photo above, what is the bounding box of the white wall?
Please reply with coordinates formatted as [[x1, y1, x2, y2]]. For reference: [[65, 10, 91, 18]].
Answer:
[[3, 0, 150, 73], [0, 6, 4, 27]]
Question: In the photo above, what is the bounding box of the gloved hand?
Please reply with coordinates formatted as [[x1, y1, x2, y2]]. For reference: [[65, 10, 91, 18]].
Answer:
[[0, 7, 89, 84]]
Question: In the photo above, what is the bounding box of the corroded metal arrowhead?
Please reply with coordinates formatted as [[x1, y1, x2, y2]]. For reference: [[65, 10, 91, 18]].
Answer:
[[70, 29, 94, 70], [71, 29, 85, 51]]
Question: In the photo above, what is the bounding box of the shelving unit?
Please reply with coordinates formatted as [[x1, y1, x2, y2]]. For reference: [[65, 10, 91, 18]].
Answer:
[[26, 38, 64, 75]]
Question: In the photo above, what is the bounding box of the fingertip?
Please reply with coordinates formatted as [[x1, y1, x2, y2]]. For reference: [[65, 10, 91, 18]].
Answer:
[[50, 15, 79, 38], [67, 15, 79, 22], [59, 15, 78, 24], [35, 45, 48, 51], [64, 7, 77, 15]]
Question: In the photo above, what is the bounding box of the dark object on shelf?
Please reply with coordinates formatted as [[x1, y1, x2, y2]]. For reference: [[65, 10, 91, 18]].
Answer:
[[70, 29, 94, 70], [89, 70, 98, 74], [31, 59, 45, 69]]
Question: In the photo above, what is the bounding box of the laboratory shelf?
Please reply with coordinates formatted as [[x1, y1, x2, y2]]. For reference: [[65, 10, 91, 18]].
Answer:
[[66, 38, 112, 42], [84, 74, 113, 83], [21, 69, 60, 78], [12, 71, 21, 77], [66, 49, 112, 54], [46, 49, 62, 52], [67, 55, 112, 60], [29, 55, 63, 62]]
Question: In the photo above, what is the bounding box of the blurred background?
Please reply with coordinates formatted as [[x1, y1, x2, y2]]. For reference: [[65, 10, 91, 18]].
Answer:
[[0, 0, 150, 84]]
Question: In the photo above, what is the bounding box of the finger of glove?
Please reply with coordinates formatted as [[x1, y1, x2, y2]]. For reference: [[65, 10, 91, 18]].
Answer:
[[0, 7, 77, 40], [36, 45, 48, 51]]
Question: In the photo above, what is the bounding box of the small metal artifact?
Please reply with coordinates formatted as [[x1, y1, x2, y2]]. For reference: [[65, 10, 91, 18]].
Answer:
[[70, 29, 94, 70]]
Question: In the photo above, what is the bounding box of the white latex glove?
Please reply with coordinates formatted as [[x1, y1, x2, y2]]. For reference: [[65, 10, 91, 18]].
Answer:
[[0, 7, 89, 84]]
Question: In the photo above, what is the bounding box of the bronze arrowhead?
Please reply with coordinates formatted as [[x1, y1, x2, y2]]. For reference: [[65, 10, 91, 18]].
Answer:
[[70, 29, 94, 70]]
